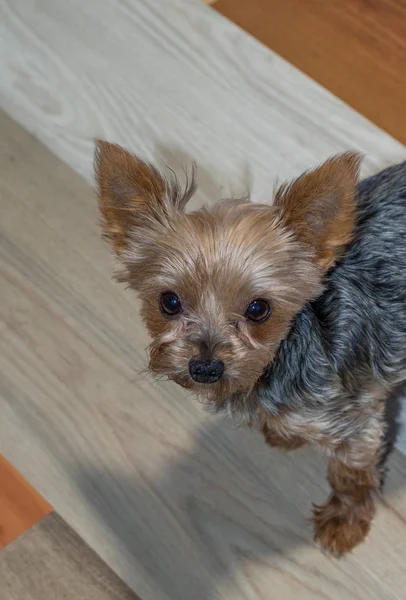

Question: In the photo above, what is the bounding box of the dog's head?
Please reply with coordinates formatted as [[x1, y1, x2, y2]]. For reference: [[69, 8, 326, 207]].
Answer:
[[95, 142, 360, 404]]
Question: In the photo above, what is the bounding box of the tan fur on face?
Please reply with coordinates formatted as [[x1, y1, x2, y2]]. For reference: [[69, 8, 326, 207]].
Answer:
[[133, 200, 322, 401], [94, 143, 360, 402]]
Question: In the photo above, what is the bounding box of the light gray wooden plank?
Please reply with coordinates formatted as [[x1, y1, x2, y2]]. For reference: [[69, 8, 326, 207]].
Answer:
[[0, 0, 404, 194], [1, 111, 406, 600]]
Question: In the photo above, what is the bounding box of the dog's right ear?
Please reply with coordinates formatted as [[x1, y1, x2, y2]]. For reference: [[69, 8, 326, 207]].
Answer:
[[94, 141, 195, 255], [274, 152, 361, 271]]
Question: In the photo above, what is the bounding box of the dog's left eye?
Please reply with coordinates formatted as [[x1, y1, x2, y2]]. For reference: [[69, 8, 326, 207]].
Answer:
[[244, 299, 271, 323], [160, 292, 182, 316]]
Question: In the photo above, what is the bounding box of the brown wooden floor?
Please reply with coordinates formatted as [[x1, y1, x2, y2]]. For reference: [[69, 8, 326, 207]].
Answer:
[[214, 0, 406, 145], [0, 456, 52, 549]]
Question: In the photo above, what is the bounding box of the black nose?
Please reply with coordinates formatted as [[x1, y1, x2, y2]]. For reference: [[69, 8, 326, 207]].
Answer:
[[189, 358, 225, 384]]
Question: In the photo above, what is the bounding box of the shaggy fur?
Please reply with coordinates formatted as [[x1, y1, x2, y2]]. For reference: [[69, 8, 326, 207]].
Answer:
[[95, 140, 406, 557]]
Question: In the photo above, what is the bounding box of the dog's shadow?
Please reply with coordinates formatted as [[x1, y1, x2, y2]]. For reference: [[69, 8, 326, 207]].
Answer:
[[74, 417, 318, 600], [73, 387, 403, 600]]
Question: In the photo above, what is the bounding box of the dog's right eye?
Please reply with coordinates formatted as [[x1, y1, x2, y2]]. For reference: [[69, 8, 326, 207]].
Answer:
[[160, 292, 182, 316], [244, 298, 271, 323]]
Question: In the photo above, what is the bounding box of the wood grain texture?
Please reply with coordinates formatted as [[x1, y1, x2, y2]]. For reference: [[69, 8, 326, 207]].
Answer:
[[0, 456, 52, 549], [0, 0, 404, 196], [215, 0, 406, 145], [0, 513, 140, 600], [0, 0, 406, 597], [2, 111, 406, 600]]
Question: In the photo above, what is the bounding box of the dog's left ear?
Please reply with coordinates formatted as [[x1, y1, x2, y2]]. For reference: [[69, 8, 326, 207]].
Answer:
[[94, 141, 195, 255], [274, 152, 361, 270]]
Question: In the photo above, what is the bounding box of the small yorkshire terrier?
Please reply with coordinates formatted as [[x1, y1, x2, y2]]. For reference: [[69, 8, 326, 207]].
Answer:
[[95, 141, 406, 557]]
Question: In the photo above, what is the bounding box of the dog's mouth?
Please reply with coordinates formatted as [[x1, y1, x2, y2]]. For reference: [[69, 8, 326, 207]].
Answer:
[[148, 348, 266, 400], [153, 359, 268, 402], [172, 373, 257, 405]]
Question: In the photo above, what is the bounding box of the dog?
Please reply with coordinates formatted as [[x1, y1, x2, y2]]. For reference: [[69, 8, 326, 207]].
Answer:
[[95, 140, 406, 557]]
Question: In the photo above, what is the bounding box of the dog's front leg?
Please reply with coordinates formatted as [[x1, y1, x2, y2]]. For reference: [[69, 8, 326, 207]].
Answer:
[[312, 437, 383, 557]]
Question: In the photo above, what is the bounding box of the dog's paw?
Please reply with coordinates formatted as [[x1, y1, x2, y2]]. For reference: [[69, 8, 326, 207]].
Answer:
[[313, 500, 371, 558]]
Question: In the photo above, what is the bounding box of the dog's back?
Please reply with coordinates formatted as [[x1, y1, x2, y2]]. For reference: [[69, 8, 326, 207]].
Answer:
[[326, 162, 406, 383], [259, 161, 406, 414]]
